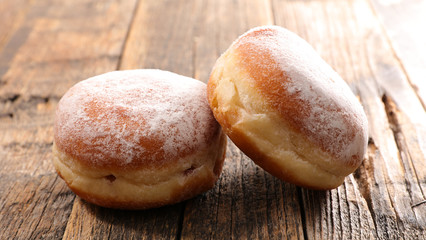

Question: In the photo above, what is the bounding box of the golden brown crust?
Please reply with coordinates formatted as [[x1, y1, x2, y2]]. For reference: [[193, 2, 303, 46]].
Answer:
[[221, 126, 344, 190], [53, 129, 227, 210], [207, 26, 368, 189]]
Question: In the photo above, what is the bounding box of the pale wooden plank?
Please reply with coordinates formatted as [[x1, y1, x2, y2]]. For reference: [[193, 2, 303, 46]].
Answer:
[[345, 174, 378, 239], [0, 0, 32, 54], [0, 0, 139, 239], [120, 0, 197, 78], [0, 0, 136, 99], [357, 0, 426, 236], [370, 0, 426, 109], [0, 97, 57, 175], [2, 0, 425, 239], [183, 142, 305, 239], [63, 198, 184, 240], [366, 0, 426, 217], [273, 0, 426, 238], [0, 174, 75, 240]]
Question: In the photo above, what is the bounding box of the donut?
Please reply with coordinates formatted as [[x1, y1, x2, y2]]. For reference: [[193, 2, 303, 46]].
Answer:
[[53, 69, 227, 209], [207, 26, 368, 189]]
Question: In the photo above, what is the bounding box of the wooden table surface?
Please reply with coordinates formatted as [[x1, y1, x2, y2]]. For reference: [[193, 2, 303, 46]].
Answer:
[[1, 0, 426, 239]]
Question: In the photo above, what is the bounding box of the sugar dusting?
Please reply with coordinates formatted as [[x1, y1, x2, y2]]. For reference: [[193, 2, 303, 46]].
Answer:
[[233, 26, 368, 164], [54, 69, 216, 168]]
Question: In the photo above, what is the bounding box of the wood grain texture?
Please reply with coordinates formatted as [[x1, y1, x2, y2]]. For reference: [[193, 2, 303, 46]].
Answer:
[[0, 0, 142, 99], [0, 0, 32, 61], [0, 174, 74, 239], [272, 0, 426, 239], [1, 0, 426, 239], [182, 142, 305, 240], [63, 198, 184, 240], [0, 0, 139, 239], [120, 0, 198, 77], [369, 0, 426, 109]]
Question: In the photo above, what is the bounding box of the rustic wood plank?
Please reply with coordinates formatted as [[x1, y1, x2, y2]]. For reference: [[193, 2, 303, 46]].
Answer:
[[276, 1, 425, 239], [273, 0, 426, 239], [368, 0, 426, 205], [63, 198, 184, 240], [183, 142, 305, 240], [367, 27, 426, 233], [369, 0, 426, 109], [24, 178, 73, 239], [0, 0, 136, 99], [356, 1, 426, 237], [0, 96, 57, 175], [0, 0, 139, 239], [120, 0, 197, 77], [0, 174, 74, 239], [0, 0, 32, 55], [2, 0, 426, 239]]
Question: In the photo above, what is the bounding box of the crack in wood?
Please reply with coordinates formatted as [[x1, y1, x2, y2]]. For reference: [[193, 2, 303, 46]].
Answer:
[[0, 112, 13, 119], [411, 200, 426, 208], [296, 187, 308, 240], [30, 95, 49, 103], [0, 94, 21, 103], [2, 141, 53, 150], [176, 201, 186, 240], [373, 95, 418, 237], [351, 141, 380, 236], [382, 93, 426, 211], [382, 94, 400, 135], [371, 115, 407, 238], [0, 94, 60, 105], [0, 94, 60, 121]]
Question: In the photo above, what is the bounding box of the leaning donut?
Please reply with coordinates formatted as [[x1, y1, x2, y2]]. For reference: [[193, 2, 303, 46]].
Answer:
[[207, 26, 368, 189]]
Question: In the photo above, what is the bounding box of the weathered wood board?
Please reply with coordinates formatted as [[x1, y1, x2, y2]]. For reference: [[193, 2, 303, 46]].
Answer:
[[1, 0, 425, 239]]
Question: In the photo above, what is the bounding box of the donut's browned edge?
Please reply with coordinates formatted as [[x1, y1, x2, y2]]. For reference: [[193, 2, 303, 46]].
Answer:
[[54, 131, 227, 210]]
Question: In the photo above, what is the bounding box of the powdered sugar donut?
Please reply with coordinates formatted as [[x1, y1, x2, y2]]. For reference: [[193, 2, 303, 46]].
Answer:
[[53, 69, 226, 209], [207, 26, 368, 189]]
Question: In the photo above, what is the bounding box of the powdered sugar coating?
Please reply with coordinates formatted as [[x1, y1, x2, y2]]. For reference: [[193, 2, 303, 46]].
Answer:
[[54, 69, 219, 169], [232, 26, 368, 165]]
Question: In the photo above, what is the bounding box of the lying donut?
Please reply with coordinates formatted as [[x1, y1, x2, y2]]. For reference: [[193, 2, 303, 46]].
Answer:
[[207, 26, 368, 189], [53, 69, 227, 209]]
